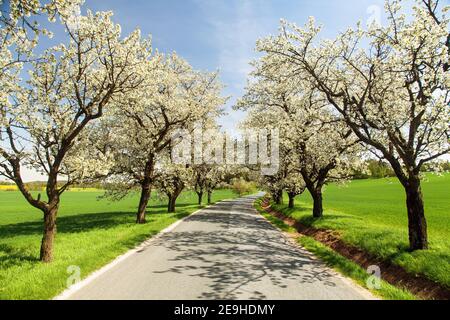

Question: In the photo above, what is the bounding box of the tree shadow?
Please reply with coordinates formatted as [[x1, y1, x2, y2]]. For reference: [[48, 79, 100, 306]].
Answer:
[[278, 205, 311, 217], [1, 212, 167, 241], [0, 209, 193, 270], [145, 198, 343, 299], [0, 206, 196, 241], [0, 211, 139, 240], [0, 243, 40, 268], [147, 203, 198, 211], [298, 214, 363, 227]]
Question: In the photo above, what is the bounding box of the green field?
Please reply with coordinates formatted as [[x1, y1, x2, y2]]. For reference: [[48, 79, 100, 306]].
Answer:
[[0, 189, 236, 300], [272, 173, 450, 289]]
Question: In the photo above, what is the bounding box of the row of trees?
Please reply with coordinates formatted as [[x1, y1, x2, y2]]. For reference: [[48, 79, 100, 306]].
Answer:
[[238, 0, 449, 251], [0, 1, 231, 262], [1, 0, 448, 262]]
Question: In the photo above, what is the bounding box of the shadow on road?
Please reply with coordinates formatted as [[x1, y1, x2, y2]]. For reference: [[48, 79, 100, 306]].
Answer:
[[150, 198, 339, 299]]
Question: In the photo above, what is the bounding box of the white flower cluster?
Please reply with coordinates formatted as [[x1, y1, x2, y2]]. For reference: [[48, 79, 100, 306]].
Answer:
[[241, 0, 449, 248], [254, 0, 449, 184], [0, 2, 225, 219]]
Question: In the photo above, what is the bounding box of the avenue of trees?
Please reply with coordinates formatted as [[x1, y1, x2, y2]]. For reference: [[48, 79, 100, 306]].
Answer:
[[0, 0, 230, 261], [0, 0, 448, 263], [238, 0, 449, 251]]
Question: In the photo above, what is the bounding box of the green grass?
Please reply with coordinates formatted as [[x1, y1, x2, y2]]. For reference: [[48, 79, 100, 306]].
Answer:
[[271, 173, 450, 289], [254, 199, 415, 300], [0, 189, 236, 300]]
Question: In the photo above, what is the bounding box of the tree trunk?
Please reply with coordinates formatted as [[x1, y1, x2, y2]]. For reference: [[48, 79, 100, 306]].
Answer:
[[288, 192, 296, 209], [272, 189, 283, 205], [40, 205, 58, 262], [310, 188, 323, 218], [137, 182, 151, 224], [405, 176, 428, 250], [167, 186, 183, 213], [167, 195, 176, 213], [197, 191, 203, 205], [207, 190, 212, 205]]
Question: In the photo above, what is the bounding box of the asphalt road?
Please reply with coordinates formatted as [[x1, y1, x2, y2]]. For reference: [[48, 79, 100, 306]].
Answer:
[[64, 194, 375, 300]]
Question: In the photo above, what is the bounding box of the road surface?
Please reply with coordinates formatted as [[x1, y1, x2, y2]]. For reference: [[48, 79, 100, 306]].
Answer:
[[64, 194, 375, 300]]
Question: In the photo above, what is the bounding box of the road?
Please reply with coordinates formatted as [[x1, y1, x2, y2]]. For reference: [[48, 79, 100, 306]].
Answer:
[[64, 194, 375, 300]]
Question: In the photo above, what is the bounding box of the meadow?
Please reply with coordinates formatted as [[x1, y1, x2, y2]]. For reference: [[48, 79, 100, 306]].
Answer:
[[0, 189, 236, 300], [272, 173, 450, 289]]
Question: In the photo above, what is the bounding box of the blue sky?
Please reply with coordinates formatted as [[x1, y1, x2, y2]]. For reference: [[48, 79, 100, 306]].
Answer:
[[80, 0, 389, 132]]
